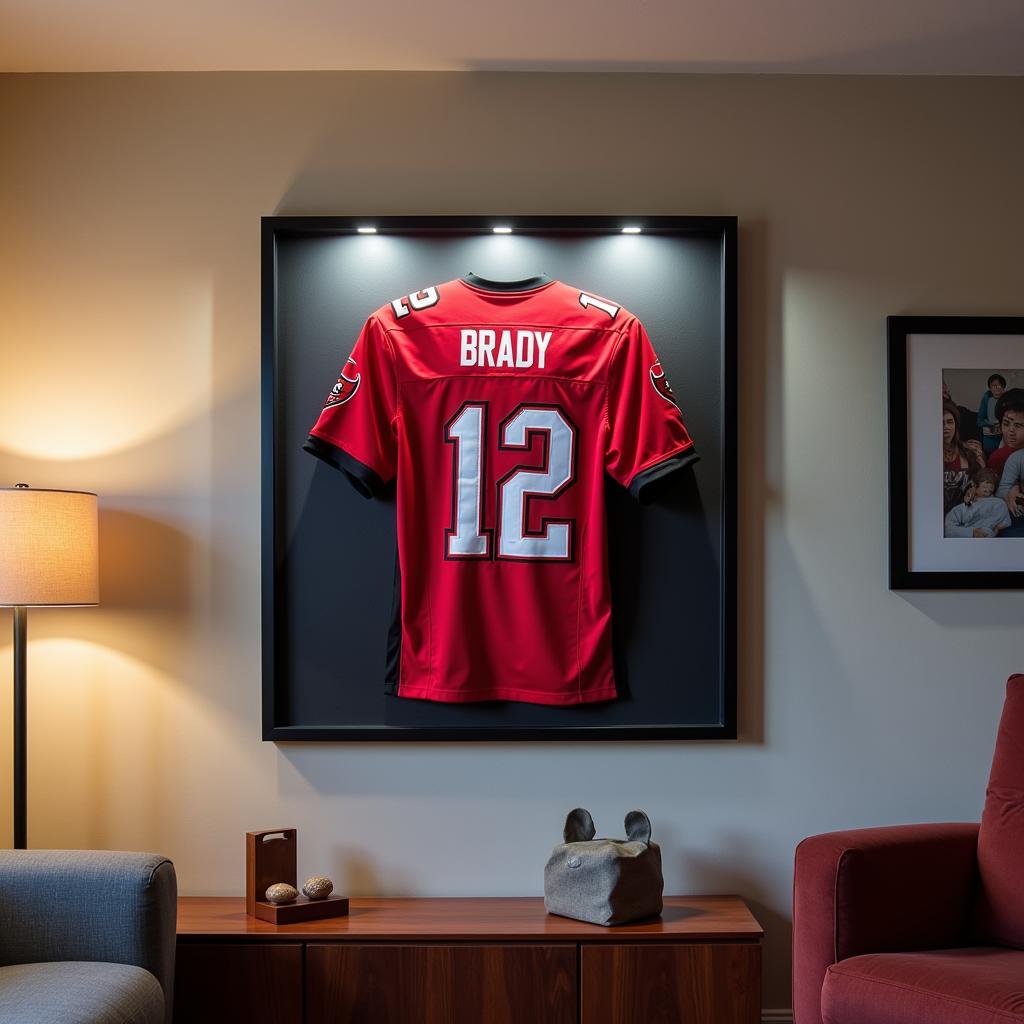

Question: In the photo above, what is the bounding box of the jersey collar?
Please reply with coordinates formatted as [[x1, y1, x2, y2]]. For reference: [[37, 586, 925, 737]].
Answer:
[[460, 272, 556, 294]]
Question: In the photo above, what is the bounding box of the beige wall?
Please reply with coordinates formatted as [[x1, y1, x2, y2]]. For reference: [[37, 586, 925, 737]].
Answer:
[[1, 72, 1022, 1013]]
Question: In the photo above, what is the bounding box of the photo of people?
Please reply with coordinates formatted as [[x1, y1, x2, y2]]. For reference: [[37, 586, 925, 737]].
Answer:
[[943, 369, 1024, 539]]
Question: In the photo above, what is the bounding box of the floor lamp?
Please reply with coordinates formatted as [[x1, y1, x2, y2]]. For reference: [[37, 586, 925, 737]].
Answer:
[[0, 484, 98, 850]]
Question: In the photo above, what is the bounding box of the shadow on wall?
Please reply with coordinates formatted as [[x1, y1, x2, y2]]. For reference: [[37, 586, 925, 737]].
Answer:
[[737, 218, 770, 744], [325, 845, 416, 899], [99, 509, 194, 612], [898, 591, 1024, 631]]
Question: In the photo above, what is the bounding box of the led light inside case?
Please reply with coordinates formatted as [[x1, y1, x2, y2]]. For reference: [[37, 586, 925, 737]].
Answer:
[[492, 226, 513, 234], [621, 226, 642, 234], [356, 226, 377, 234]]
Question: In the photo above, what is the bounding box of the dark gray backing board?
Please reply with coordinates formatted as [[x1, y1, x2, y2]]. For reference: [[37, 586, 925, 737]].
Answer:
[[263, 216, 737, 740]]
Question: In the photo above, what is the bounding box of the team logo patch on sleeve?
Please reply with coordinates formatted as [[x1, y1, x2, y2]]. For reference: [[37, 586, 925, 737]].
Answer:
[[324, 358, 361, 409], [649, 361, 677, 405]]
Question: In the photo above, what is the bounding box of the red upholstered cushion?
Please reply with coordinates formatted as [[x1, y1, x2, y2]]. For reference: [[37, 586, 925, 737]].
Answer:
[[975, 674, 1024, 949], [822, 948, 1024, 1024]]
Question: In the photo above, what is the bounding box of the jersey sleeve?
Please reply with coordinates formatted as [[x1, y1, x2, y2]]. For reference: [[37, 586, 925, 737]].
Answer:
[[303, 315, 398, 498], [605, 316, 699, 500]]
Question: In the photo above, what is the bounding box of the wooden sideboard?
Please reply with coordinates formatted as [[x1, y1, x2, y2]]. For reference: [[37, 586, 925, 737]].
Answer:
[[175, 895, 763, 1023]]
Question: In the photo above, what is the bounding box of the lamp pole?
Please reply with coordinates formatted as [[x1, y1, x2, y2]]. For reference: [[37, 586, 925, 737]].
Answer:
[[13, 605, 27, 850]]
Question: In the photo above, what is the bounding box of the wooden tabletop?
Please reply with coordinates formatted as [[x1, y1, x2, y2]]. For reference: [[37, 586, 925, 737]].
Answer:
[[177, 895, 762, 943]]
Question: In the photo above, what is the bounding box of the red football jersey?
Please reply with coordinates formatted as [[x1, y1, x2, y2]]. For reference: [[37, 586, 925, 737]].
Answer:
[[304, 274, 698, 705]]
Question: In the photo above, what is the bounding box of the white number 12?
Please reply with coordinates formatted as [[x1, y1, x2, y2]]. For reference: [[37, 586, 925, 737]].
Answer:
[[445, 403, 576, 561]]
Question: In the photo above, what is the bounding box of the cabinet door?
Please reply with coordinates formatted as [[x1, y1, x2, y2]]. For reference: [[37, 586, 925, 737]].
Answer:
[[174, 942, 303, 1024], [581, 943, 761, 1024], [307, 943, 576, 1024]]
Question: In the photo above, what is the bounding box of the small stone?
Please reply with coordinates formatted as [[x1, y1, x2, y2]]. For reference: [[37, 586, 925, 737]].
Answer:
[[302, 876, 334, 900], [265, 883, 298, 905]]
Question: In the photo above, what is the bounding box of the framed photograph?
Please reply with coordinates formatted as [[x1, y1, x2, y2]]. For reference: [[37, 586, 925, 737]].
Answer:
[[263, 216, 737, 740], [888, 315, 1024, 590]]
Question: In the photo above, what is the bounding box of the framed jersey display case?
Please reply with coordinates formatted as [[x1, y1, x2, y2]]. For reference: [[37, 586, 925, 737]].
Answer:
[[263, 216, 737, 740]]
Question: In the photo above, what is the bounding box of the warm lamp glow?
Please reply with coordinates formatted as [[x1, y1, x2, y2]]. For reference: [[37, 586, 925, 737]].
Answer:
[[0, 487, 99, 606], [0, 272, 213, 461]]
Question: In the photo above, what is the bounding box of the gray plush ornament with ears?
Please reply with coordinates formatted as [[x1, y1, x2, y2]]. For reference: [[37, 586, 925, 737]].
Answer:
[[544, 808, 663, 926]]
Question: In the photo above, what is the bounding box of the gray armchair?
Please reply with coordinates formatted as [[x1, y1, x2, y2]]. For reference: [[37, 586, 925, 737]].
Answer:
[[0, 851, 176, 1024]]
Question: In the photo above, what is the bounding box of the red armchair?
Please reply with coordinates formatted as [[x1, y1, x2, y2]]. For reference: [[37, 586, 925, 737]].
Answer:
[[793, 674, 1024, 1024]]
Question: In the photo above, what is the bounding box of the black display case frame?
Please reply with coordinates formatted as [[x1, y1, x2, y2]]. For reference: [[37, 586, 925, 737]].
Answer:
[[263, 215, 738, 740], [888, 314, 1024, 590]]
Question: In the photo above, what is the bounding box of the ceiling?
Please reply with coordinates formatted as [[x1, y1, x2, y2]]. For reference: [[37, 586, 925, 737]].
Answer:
[[2, 0, 1023, 74]]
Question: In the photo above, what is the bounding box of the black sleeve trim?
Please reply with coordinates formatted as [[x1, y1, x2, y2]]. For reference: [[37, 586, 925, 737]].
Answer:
[[628, 448, 700, 501], [303, 434, 387, 499]]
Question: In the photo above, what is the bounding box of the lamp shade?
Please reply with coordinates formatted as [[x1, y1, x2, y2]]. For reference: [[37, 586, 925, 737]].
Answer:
[[0, 486, 99, 606]]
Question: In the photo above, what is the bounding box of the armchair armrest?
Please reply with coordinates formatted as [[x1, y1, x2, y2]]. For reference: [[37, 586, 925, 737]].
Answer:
[[0, 850, 177, 1021], [793, 823, 979, 1024]]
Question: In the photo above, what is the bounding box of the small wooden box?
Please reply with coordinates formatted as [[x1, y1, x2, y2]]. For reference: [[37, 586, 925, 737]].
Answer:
[[246, 828, 348, 924]]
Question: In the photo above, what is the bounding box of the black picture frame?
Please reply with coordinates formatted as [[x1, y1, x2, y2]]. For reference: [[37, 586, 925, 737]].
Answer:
[[263, 215, 738, 740], [888, 314, 1024, 590]]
